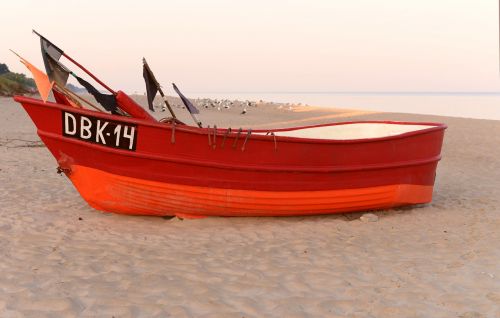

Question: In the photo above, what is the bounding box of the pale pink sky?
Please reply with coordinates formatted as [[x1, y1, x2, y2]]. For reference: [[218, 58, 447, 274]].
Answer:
[[1, 0, 499, 92]]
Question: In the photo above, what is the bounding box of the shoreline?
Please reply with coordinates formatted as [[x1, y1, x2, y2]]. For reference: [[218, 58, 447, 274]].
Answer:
[[6, 93, 500, 123], [186, 92, 500, 121]]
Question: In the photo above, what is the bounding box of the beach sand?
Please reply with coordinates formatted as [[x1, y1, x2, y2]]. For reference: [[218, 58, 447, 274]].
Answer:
[[0, 96, 499, 317]]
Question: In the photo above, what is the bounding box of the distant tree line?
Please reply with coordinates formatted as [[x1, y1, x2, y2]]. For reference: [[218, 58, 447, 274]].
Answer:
[[0, 63, 9, 75], [0, 62, 36, 96]]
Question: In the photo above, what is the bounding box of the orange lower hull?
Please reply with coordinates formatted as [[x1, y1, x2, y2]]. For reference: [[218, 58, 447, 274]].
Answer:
[[68, 165, 433, 218]]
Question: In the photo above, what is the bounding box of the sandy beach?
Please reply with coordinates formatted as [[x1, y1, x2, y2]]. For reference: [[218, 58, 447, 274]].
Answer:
[[0, 95, 499, 317]]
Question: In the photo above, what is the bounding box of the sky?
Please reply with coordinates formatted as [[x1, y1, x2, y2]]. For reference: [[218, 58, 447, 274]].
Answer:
[[0, 0, 499, 93]]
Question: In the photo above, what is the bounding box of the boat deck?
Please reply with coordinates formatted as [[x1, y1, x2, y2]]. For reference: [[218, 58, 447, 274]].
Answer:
[[270, 123, 432, 140]]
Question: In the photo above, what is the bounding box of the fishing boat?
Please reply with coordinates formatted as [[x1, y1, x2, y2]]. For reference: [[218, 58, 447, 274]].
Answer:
[[14, 95, 446, 218], [11, 31, 446, 218]]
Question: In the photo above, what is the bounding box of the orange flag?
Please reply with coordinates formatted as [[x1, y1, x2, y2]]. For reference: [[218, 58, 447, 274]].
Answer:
[[20, 58, 54, 103], [10, 50, 54, 102]]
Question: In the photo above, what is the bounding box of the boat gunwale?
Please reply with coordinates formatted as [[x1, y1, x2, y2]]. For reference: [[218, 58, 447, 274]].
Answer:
[[14, 95, 448, 144], [39, 130, 442, 173]]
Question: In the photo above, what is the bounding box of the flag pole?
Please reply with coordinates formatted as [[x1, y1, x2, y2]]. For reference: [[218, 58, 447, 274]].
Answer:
[[172, 83, 203, 128], [143, 58, 177, 119], [62, 54, 116, 94], [187, 107, 202, 128], [55, 83, 105, 113], [9, 49, 23, 60], [32, 30, 116, 94]]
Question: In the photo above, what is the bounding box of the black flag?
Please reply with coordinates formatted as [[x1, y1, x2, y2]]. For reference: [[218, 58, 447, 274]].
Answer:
[[75, 75, 118, 113], [172, 83, 199, 114], [35, 30, 66, 83], [143, 60, 158, 112], [46, 54, 71, 86]]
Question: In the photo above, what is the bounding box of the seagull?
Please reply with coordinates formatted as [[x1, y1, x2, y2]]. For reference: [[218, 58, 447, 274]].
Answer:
[[241, 108, 247, 115]]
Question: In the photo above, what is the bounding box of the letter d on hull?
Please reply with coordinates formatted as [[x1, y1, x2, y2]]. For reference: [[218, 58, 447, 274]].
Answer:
[[64, 112, 77, 135]]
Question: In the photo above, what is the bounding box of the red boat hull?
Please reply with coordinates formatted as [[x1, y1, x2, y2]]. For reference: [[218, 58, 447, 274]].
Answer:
[[70, 165, 433, 218], [14, 96, 446, 218]]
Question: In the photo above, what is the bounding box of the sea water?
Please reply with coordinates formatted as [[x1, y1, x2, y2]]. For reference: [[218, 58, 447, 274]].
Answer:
[[191, 92, 500, 120]]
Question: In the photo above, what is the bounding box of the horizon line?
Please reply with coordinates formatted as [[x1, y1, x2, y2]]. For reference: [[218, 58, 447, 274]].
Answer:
[[184, 91, 500, 95]]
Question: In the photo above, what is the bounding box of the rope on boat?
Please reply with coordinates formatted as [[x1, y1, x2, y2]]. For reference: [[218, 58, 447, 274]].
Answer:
[[212, 125, 217, 149], [266, 131, 278, 152], [232, 128, 243, 149], [207, 125, 212, 147], [203, 127, 276, 152], [221, 127, 231, 148], [241, 129, 252, 151], [171, 121, 176, 144]]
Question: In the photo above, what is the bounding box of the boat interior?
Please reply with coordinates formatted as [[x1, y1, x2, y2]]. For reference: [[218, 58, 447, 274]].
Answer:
[[270, 123, 434, 140]]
